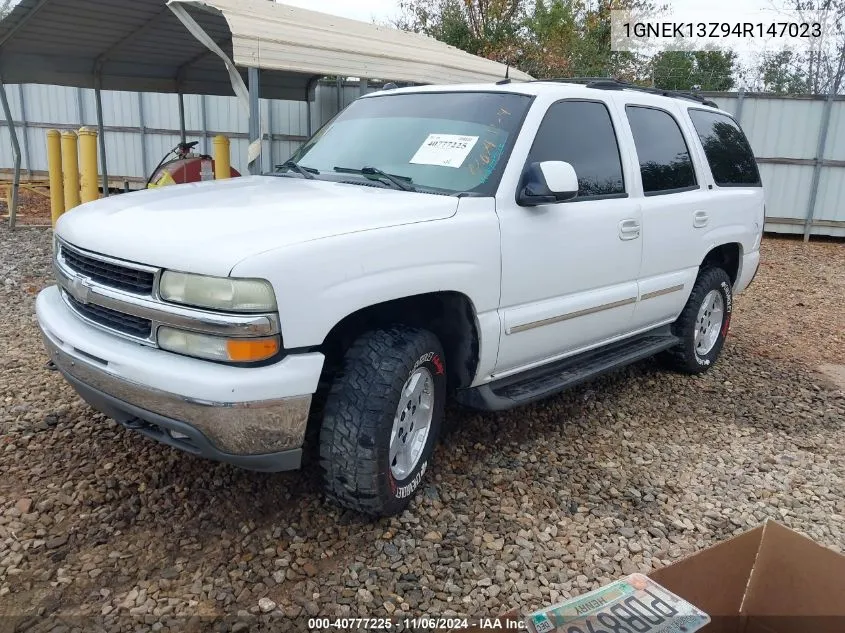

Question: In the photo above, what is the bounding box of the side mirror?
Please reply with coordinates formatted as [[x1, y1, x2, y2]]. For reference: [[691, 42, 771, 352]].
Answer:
[[517, 161, 579, 206]]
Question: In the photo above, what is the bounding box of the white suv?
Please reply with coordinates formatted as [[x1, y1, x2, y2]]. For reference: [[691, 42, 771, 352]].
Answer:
[[37, 79, 764, 516]]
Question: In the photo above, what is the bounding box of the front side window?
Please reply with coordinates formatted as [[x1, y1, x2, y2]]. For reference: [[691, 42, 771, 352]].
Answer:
[[626, 106, 697, 195], [688, 109, 761, 186], [525, 100, 625, 198], [286, 91, 533, 195]]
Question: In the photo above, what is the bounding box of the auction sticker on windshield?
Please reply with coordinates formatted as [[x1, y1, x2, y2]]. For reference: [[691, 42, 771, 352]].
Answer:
[[410, 134, 479, 168], [527, 574, 710, 633]]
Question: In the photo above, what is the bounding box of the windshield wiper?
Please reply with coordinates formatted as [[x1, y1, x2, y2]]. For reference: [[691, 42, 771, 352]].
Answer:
[[276, 160, 318, 179], [334, 166, 416, 192]]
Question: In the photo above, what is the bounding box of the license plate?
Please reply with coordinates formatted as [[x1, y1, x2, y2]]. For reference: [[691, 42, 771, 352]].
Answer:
[[528, 574, 710, 633]]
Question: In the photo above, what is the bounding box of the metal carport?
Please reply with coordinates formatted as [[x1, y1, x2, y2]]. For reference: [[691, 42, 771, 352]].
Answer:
[[0, 0, 530, 227]]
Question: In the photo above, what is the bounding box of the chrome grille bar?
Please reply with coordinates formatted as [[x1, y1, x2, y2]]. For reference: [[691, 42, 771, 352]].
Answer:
[[53, 240, 280, 345]]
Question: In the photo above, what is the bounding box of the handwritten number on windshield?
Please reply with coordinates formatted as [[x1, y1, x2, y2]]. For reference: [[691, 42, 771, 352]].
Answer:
[[467, 108, 512, 177]]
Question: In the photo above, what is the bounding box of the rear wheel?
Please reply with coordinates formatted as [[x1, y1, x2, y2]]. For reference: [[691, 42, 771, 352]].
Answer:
[[319, 326, 446, 516], [661, 267, 733, 374]]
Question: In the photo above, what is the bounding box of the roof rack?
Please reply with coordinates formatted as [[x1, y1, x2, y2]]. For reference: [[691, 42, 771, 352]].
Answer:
[[533, 77, 719, 108]]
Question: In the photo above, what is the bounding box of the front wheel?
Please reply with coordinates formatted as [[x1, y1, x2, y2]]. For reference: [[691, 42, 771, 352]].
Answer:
[[319, 327, 446, 516], [661, 267, 733, 374]]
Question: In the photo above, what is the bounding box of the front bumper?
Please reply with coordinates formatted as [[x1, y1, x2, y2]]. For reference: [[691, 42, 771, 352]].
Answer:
[[37, 285, 324, 472]]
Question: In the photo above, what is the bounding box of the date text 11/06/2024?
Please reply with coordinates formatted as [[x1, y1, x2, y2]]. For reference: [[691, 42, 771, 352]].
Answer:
[[307, 617, 526, 630]]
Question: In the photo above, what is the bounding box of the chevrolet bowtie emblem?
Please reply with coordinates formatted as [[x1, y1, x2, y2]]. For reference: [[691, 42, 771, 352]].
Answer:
[[70, 277, 92, 304]]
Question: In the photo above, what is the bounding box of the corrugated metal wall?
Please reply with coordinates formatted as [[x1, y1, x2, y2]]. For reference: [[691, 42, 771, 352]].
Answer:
[[705, 92, 844, 238], [1, 86, 843, 236], [0, 81, 362, 180]]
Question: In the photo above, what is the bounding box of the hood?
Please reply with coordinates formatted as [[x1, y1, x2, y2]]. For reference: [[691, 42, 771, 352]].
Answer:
[[55, 176, 459, 277]]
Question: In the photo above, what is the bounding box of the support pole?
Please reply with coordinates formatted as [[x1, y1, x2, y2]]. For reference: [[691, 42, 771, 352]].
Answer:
[[213, 135, 231, 180], [734, 87, 745, 124], [305, 76, 319, 138], [60, 130, 81, 211], [46, 130, 65, 225], [336, 75, 343, 113], [16, 85, 32, 175], [306, 99, 312, 138], [803, 92, 835, 242], [200, 94, 209, 155], [76, 87, 85, 125], [248, 67, 261, 175], [138, 92, 149, 177], [267, 99, 275, 172], [0, 80, 20, 229], [178, 91, 187, 145], [78, 127, 100, 203], [94, 77, 109, 197]]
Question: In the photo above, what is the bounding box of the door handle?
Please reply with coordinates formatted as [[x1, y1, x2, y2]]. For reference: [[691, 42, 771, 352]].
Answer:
[[693, 210, 709, 228], [619, 219, 641, 241]]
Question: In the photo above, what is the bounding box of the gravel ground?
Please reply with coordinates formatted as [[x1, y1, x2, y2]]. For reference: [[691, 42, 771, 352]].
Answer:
[[1, 227, 843, 632]]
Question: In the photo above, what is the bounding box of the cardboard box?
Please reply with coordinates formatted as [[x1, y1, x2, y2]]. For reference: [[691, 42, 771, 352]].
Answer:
[[461, 521, 845, 633], [649, 520, 845, 633]]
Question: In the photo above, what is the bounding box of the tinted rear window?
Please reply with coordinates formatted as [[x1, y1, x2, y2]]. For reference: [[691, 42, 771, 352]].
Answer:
[[689, 109, 761, 186]]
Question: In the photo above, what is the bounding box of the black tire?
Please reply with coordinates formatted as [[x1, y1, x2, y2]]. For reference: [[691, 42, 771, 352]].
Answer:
[[319, 326, 446, 516], [661, 267, 733, 374]]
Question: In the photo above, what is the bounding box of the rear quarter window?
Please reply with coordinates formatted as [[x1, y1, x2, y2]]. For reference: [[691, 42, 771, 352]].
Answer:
[[688, 109, 761, 187]]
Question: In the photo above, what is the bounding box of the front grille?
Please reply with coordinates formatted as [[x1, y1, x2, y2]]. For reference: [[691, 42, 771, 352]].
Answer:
[[65, 293, 153, 339], [61, 245, 155, 294]]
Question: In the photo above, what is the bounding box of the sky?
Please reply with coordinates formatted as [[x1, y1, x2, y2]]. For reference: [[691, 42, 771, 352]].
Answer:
[[1, 0, 785, 23], [280, 0, 775, 24]]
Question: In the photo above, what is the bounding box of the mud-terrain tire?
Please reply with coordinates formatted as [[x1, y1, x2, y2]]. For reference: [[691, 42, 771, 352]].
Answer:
[[319, 327, 446, 516], [661, 267, 733, 374]]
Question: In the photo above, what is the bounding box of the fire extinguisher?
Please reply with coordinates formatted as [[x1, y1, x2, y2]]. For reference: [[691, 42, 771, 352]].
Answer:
[[146, 141, 240, 188]]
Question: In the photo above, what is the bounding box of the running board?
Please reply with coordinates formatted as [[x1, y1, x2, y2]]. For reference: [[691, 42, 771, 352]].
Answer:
[[456, 327, 680, 411]]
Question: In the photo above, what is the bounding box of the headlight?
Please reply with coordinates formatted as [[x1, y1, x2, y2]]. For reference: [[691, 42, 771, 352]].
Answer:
[[159, 272, 276, 312], [158, 327, 280, 363]]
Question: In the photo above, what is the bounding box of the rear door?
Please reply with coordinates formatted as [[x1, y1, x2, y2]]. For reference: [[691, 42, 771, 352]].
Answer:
[[616, 100, 714, 332]]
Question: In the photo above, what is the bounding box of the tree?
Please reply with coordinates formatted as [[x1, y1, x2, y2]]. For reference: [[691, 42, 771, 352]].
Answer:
[[395, 0, 742, 90], [517, 0, 653, 79], [395, 0, 656, 79], [651, 50, 737, 91], [749, 0, 845, 94], [789, 0, 845, 94], [1, 0, 16, 20], [755, 51, 811, 93], [395, 0, 526, 61]]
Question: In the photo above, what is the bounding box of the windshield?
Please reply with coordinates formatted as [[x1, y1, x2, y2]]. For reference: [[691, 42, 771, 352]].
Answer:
[[285, 91, 533, 195]]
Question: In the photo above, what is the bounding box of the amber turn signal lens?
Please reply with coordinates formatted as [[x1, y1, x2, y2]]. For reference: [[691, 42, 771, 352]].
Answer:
[[225, 337, 280, 362]]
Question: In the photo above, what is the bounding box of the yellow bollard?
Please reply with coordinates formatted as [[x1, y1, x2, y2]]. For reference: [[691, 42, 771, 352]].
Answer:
[[60, 131, 81, 211], [78, 127, 99, 203], [213, 135, 231, 180], [46, 130, 65, 225]]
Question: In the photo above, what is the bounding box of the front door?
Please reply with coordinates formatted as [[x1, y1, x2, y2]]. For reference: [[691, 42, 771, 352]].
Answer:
[[494, 99, 643, 376]]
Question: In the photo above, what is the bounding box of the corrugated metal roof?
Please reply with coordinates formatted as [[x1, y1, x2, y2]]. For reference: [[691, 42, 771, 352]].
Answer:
[[0, 0, 529, 100], [170, 0, 531, 85]]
